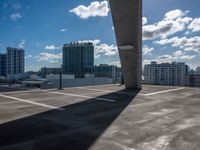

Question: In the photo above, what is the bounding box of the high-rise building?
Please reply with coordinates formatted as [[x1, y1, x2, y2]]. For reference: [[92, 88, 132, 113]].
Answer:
[[63, 42, 94, 78], [144, 61, 188, 86], [196, 66, 200, 74], [0, 53, 7, 77], [6, 47, 25, 76]]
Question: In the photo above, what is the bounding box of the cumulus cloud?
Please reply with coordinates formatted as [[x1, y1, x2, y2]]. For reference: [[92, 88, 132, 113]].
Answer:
[[164, 9, 188, 20], [173, 50, 183, 57], [143, 9, 192, 40], [143, 45, 154, 55], [143, 50, 196, 66], [69, 1, 110, 19], [78, 39, 101, 45], [35, 53, 62, 63], [95, 43, 118, 58], [172, 50, 196, 60], [156, 36, 200, 53], [18, 39, 26, 49], [10, 13, 22, 21], [155, 55, 176, 63], [188, 18, 200, 32], [143, 17, 148, 25], [78, 39, 118, 58], [45, 45, 61, 50], [179, 55, 195, 60]]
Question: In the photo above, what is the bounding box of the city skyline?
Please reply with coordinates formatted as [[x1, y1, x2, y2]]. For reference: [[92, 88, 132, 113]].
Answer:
[[0, 0, 200, 71]]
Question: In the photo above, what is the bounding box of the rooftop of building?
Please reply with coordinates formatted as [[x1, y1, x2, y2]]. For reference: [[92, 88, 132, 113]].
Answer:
[[0, 84, 200, 150], [63, 42, 94, 47], [146, 61, 187, 66]]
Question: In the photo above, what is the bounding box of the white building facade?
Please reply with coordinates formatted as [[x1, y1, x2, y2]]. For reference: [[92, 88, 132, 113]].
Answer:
[[144, 62, 188, 86], [6, 47, 25, 76]]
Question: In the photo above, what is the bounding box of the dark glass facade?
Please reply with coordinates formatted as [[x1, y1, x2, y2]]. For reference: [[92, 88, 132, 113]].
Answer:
[[85, 64, 122, 82], [0, 54, 7, 77], [63, 42, 94, 78]]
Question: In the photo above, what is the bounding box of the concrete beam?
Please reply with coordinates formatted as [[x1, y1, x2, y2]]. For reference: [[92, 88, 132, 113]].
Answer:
[[109, 0, 142, 89]]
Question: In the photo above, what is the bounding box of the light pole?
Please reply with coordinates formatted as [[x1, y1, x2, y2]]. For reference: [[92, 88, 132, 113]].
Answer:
[[58, 66, 63, 90]]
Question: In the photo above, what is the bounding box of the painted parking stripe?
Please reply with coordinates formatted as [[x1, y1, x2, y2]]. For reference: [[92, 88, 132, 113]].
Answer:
[[142, 87, 185, 96], [0, 94, 64, 111], [0, 89, 56, 95], [76, 87, 141, 96], [47, 91, 115, 102], [76, 87, 114, 93], [76, 86, 185, 96]]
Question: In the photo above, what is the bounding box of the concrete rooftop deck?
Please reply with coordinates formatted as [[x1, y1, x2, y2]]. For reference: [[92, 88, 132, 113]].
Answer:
[[0, 84, 200, 150]]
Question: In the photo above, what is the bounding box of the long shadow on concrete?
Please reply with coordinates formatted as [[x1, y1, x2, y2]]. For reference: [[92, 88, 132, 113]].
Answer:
[[0, 89, 140, 150]]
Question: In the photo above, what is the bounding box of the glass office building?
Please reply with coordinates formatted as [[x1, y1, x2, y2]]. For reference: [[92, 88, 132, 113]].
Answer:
[[0, 54, 7, 77], [63, 42, 94, 78]]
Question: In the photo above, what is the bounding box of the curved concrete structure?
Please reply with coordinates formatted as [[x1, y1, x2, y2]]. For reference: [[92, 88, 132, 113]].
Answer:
[[109, 0, 142, 89]]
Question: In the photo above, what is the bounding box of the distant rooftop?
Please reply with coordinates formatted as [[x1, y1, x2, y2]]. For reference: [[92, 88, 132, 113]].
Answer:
[[63, 41, 94, 47], [147, 61, 186, 65]]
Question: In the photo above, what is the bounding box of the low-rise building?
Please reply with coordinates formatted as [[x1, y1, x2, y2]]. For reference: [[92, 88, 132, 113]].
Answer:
[[41, 67, 61, 78], [85, 64, 122, 83]]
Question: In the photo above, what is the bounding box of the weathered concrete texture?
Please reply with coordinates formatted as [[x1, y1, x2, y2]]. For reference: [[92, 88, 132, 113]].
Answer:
[[109, 0, 142, 89], [0, 84, 200, 150]]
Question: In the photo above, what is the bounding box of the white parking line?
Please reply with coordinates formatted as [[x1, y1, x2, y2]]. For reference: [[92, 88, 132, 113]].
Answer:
[[76, 87, 114, 93], [142, 87, 185, 96], [76, 87, 137, 96], [0, 89, 55, 95], [47, 91, 115, 102], [76, 86, 185, 96], [0, 94, 64, 111]]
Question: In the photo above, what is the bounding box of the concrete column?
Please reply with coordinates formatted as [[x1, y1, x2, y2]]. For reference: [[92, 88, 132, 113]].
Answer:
[[109, 0, 142, 89]]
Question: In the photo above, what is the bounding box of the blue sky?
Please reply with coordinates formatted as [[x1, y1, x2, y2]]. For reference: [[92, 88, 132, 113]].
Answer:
[[0, 0, 200, 71]]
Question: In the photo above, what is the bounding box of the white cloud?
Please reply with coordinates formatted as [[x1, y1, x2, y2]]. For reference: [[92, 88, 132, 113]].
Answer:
[[143, 9, 192, 40], [156, 55, 176, 63], [172, 50, 196, 60], [78, 39, 101, 45], [35, 53, 62, 62], [18, 39, 26, 49], [70, 1, 110, 19], [173, 50, 183, 57], [143, 45, 154, 55], [78, 39, 118, 58], [45, 45, 61, 50], [95, 43, 118, 58], [10, 13, 22, 21], [25, 55, 33, 59], [156, 36, 200, 53], [60, 28, 67, 32], [179, 55, 195, 60], [164, 9, 187, 20], [188, 18, 200, 32], [143, 17, 148, 25], [143, 48, 196, 66]]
